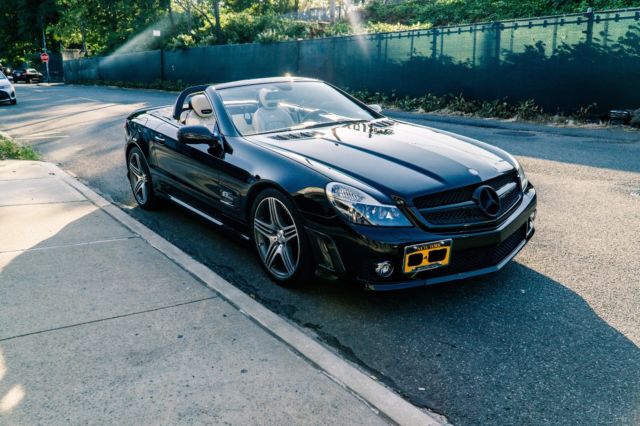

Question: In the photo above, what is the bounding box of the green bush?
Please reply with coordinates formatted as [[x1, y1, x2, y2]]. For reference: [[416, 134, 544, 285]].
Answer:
[[346, 88, 550, 121], [0, 136, 39, 161], [365, 0, 640, 27]]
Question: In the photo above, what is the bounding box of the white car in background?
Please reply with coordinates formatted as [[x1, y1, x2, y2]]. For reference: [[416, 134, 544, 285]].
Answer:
[[0, 71, 16, 105]]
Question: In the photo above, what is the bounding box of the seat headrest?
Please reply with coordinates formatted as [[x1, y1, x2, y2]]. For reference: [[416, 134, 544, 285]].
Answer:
[[258, 88, 285, 110], [189, 94, 213, 118]]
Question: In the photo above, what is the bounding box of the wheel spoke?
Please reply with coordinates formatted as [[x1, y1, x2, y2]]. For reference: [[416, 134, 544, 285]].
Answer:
[[254, 218, 276, 238], [282, 224, 297, 242], [268, 198, 283, 227], [264, 242, 279, 268], [280, 245, 296, 275], [129, 162, 142, 178], [134, 179, 146, 203]]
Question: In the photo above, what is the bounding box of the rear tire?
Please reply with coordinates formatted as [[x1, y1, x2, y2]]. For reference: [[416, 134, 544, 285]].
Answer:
[[250, 189, 314, 287], [127, 146, 160, 210]]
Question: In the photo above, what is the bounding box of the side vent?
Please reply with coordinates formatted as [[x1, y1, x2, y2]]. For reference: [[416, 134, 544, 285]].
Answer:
[[270, 131, 317, 141], [370, 120, 395, 128]]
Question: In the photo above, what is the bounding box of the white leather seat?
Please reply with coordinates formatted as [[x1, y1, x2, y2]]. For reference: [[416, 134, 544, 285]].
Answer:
[[184, 94, 216, 128], [253, 88, 294, 133], [232, 114, 255, 135]]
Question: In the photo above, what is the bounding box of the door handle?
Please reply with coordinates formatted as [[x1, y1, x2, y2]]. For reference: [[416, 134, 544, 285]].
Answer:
[[154, 135, 165, 144]]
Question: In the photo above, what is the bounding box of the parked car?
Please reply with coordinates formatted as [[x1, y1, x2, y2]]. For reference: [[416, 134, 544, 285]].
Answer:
[[12, 68, 43, 83], [124, 77, 536, 290], [0, 71, 16, 104]]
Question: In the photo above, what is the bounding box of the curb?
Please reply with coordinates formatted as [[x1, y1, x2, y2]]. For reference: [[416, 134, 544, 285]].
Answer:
[[43, 161, 448, 426]]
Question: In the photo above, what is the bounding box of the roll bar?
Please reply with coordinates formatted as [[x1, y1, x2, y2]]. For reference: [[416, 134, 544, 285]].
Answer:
[[172, 85, 211, 120]]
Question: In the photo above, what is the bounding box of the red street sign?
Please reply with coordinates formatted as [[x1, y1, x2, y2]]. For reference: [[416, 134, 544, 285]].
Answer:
[[40, 53, 49, 62]]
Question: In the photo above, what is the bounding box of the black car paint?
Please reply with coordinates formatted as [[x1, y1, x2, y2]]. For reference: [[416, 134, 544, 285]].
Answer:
[[125, 77, 536, 290]]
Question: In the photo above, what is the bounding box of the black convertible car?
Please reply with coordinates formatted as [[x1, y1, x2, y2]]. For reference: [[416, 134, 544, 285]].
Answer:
[[125, 77, 536, 290]]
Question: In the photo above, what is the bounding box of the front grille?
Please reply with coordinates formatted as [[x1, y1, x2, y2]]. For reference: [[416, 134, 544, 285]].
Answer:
[[419, 225, 526, 279], [414, 173, 516, 209], [414, 172, 521, 227]]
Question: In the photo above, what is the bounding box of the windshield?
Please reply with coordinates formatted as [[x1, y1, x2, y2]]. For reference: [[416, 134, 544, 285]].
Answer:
[[0, 72, 6, 80], [217, 81, 377, 136]]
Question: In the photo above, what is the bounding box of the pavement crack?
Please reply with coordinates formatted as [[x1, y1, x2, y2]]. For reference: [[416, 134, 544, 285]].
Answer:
[[0, 296, 217, 342], [0, 236, 140, 254]]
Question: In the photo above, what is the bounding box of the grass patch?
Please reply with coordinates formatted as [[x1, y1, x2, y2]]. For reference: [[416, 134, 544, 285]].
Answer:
[[348, 89, 604, 124], [0, 135, 40, 161]]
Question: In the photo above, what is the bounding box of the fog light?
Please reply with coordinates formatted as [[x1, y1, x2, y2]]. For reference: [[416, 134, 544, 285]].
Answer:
[[527, 210, 536, 236], [375, 261, 394, 278]]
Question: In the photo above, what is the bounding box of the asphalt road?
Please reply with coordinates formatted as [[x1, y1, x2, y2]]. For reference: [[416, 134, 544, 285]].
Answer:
[[2, 84, 639, 426]]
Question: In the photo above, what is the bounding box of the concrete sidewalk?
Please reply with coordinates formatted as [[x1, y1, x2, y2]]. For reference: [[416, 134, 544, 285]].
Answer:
[[0, 160, 423, 425]]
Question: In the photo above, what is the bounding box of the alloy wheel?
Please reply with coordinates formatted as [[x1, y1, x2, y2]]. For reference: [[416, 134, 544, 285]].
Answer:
[[128, 152, 149, 205], [253, 197, 300, 279]]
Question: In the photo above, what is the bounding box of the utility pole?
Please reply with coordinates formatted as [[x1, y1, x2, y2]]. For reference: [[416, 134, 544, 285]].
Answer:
[[41, 16, 47, 52]]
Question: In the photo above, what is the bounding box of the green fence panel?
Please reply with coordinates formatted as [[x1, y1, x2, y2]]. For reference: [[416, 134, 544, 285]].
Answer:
[[98, 50, 161, 83], [63, 8, 640, 113], [163, 42, 299, 85]]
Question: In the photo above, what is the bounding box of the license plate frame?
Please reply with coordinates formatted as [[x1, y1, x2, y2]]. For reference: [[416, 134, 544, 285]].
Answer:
[[403, 239, 452, 274]]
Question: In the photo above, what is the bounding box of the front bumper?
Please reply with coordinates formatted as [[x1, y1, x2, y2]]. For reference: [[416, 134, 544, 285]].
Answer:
[[0, 87, 15, 101], [307, 186, 537, 291]]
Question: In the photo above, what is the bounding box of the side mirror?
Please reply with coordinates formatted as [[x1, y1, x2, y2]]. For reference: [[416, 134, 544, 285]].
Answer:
[[177, 125, 220, 146], [367, 104, 383, 113]]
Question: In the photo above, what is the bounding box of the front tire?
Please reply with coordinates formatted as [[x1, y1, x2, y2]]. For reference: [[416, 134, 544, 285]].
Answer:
[[250, 189, 314, 287], [127, 146, 160, 210], [10, 99, 16, 105]]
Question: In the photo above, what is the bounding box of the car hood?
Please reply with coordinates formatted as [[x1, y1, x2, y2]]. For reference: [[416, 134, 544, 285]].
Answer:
[[249, 120, 516, 203]]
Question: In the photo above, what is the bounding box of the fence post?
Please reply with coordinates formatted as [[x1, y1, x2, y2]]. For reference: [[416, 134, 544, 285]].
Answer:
[[585, 9, 595, 46], [296, 39, 301, 75], [493, 22, 502, 66], [160, 48, 165, 82], [431, 28, 439, 59]]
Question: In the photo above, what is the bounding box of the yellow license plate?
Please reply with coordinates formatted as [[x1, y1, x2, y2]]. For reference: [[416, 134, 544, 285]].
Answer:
[[403, 239, 452, 274]]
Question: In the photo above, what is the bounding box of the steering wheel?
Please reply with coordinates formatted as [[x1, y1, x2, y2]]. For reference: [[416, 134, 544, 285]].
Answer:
[[298, 107, 329, 123]]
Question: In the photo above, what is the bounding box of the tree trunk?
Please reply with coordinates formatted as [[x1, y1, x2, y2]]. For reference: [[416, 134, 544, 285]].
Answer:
[[329, 0, 336, 23], [213, 0, 223, 43], [81, 25, 87, 54]]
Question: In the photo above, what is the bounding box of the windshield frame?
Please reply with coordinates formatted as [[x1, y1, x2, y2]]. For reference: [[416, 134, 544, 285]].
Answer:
[[216, 80, 384, 137]]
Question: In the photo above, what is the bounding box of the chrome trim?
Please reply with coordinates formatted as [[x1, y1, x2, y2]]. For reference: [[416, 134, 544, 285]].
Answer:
[[168, 195, 223, 226], [497, 182, 517, 196]]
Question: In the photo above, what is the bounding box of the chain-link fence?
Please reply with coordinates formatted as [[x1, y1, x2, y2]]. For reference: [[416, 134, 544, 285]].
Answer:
[[64, 8, 640, 112]]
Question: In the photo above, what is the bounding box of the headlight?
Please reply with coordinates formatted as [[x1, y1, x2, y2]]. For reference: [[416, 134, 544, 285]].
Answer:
[[516, 161, 528, 190], [326, 182, 412, 227]]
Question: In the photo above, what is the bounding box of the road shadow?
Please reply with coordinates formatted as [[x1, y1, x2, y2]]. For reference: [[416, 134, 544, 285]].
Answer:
[[226, 256, 639, 425]]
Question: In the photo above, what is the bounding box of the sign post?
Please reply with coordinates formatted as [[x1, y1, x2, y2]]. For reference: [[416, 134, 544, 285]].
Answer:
[[40, 52, 50, 83]]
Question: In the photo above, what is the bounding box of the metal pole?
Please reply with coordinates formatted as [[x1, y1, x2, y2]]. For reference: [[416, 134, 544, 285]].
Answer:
[[42, 22, 49, 83]]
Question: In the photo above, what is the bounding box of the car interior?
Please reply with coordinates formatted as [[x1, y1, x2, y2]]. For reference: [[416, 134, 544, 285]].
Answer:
[[154, 82, 374, 137]]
